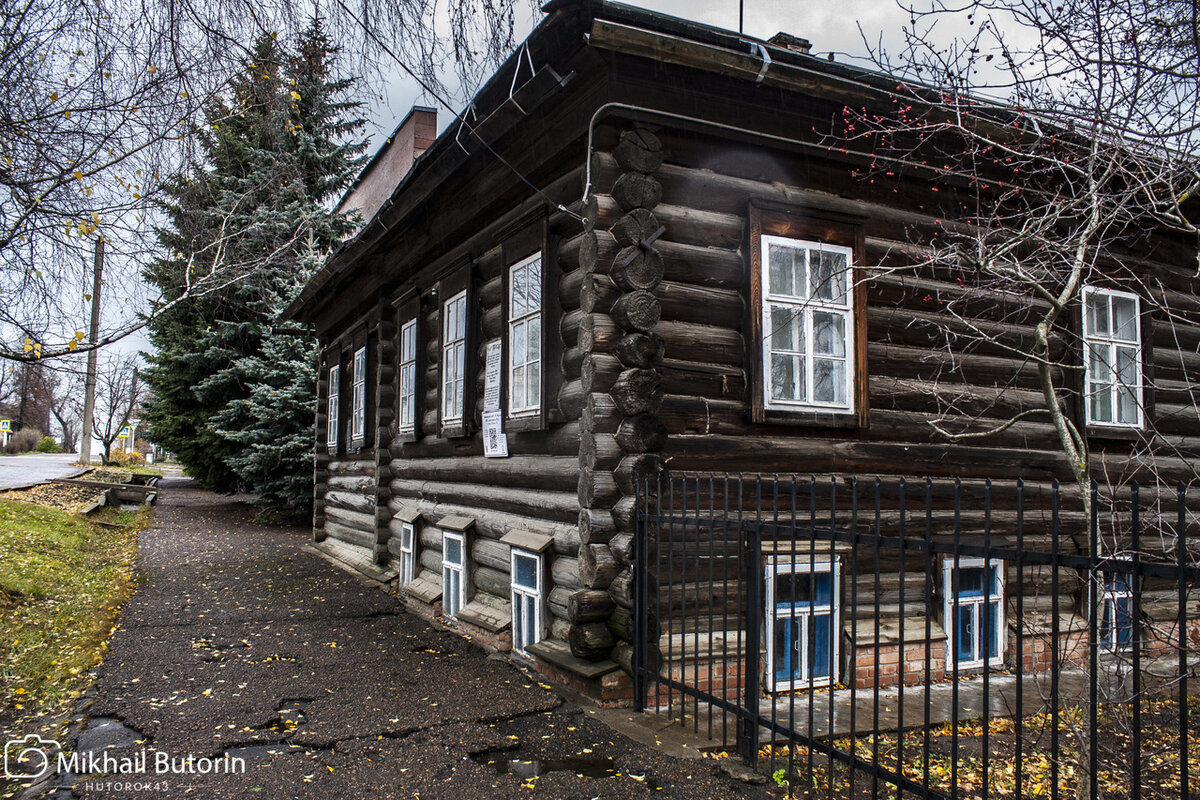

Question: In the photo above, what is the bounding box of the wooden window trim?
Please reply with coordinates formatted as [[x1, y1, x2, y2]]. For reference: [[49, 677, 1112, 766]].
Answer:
[[747, 201, 868, 428], [438, 267, 475, 439], [501, 214, 551, 434], [394, 295, 423, 444], [350, 345, 368, 447]]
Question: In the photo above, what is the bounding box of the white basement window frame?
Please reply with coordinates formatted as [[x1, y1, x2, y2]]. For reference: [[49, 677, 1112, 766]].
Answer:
[[510, 548, 543, 656], [508, 254, 543, 418], [943, 557, 1005, 671], [442, 290, 468, 426], [351, 346, 366, 442], [764, 556, 839, 692], [1082, 286, 1143, 428], [760, 235, 856, 414], [397, 521, 416, 586], [442, 530, 466, 619], [326, 364, 340, 451], [398, 317, 418, 434]]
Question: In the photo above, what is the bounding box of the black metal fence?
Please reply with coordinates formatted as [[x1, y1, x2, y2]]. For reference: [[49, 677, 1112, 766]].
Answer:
[[632, 473, 1200, 800]]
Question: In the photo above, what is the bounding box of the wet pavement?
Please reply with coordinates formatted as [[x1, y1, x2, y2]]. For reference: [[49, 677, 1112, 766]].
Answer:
[[0, 452, 85, 490], [42, 478, 772, 799]]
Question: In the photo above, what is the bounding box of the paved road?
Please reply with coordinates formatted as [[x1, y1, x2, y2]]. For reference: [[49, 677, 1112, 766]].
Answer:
[[44, 479, 769, 799], [0, 452, 85, 490]]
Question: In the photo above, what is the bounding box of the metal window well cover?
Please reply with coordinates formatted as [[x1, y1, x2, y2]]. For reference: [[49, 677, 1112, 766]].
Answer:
[[500, 530, 554, 553]]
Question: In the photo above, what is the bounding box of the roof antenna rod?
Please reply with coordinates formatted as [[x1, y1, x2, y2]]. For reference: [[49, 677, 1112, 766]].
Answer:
[[739, 0, 744, 34]]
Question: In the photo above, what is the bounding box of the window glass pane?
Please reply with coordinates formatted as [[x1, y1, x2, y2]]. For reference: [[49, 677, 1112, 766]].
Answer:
[[1087, 343, 1112, 381], [811, 613, 832, 678], [444, 536, 461, 564], [1111, 296, 1138, 341], [1116, 596, 1133, 647], [1115, 346, 1138, 423], [956, 605, 975, 661], [528, 315, 541, 360], [1090, 383, 1113, 423], [812, 571, 833, 605], [810, 249, 848, 304], [1086, 292, 1109, 336], [773, 617, 799, 681], [512, 267, 529, 317], [987, 602, 1001, 658], [770, 354, 803, 402], [958, 567, 985, 596], [527, 362, 540, 406], [775, 570, 813, 605], [527, 259, 542, 309], [812, 359, 846, 404], [812, 312, 846, 357], [401, 525, 412, 549], [768, 243, 800, 297], [512, 320, 526, 363], [511, 365, 526, 410], [514, 553, 538, 590], [770, 305, 803, 353]]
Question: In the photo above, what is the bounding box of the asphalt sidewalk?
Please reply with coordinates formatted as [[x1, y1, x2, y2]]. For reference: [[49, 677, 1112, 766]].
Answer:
[[47, 478, 772, 799]]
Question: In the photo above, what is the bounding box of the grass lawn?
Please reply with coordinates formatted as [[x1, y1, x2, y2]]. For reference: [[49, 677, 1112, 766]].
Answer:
[[0, 499, 142, 741]]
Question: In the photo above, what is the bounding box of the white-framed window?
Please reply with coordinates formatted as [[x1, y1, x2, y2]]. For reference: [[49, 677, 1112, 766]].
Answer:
[[326, 365, 339, 449], [442, 531, 466, 619], [442, 290, 468, 424], [1083, 286, 1142, 427], [510, 548, 543, 655], [351, 346, 366, 441], [760, 236, 855, 413], [398, 521, 416, 586], [508, 254, 542, 417], [1099, 571, 1134, 651], [943, 558, 1005, 670], [398, 318, 418, 433], [764, 556, 839, 691]]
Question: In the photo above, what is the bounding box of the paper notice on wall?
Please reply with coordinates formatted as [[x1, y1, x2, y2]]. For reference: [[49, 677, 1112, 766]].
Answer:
[[484, 339, 502, 412], [482, 410, 508, 458]]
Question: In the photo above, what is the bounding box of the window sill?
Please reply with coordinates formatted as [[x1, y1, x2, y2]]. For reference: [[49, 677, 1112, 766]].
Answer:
[[754, 408, 863, 429], [505, 414, 545, 434], [1086, 424, 1145, 442], [394, 431, 418, 445], [440, 424, 468, 439]]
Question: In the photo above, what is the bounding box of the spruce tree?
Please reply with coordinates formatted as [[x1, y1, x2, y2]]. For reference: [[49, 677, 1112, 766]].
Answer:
[[143, 19, 366, 507]]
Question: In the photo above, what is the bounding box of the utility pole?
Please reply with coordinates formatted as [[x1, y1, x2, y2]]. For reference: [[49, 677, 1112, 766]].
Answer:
[[79, 237, 103, 464]]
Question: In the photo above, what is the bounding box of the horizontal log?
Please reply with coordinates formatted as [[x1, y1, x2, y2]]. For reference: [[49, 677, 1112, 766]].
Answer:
[[611, 171, 662, 211], [559, 231, 598, 273], [568, 621, 616, 661], [611, 368, 664, 416], [419, 547, 442, 573], [610, 207, 659, 248], [551, 556, 583, 591], [325, 490, 376, 514], [389, 478, 579, 522], [479, 274, 503, 308], [578, 467, 620, 509], [580, 432, 622, 470], [657, 240, 743, 288], [386, 497, 580, 557], [614, 332, 665, 369], [548, 586, 572, 621], [579, 507, 618, 546], [659, 359, 746, 400], [558, 379, 585, 419], [583, 393, 622, 434], [325, 506, 376, 534], [655, 281, 744, 328], [579, 543, 619, 590], [327, 474, 375, 493], [388, 456, 579, 492], [473, 537, 512, 571], [581, 353, 623, 394], [657, 320, 744, 366], [616, 413, 667, 453], [474, 564, 510, 597]]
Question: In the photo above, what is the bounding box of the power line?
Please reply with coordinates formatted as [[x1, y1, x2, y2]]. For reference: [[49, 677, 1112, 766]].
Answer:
[[333, 0, 583, 221]]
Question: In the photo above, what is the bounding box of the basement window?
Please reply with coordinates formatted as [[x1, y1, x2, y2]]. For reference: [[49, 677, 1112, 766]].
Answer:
[[1099, 571, 1134, 651], [398, 521, 416, 586], [764, 556, 839, 691], [510, 548, 543, 655], [442, 531, 466, 619], [943, 558, 1005, 670]]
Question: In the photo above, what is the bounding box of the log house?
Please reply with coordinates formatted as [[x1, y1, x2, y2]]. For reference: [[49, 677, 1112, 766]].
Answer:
[[286, 0, 1200, 703]]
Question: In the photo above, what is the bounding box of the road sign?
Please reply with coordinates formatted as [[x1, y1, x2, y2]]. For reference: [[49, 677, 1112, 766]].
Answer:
[[119, 426, 131, 439], [0, 419, 9, 432]]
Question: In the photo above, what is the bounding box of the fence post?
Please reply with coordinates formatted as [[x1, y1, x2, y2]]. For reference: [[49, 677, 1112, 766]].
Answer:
[[633, 476, 647, 714], [738, 480, 763, 765]]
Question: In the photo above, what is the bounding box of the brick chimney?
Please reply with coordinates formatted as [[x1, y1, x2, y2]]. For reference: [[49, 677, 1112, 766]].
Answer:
[[337, 106, 438, 228], [768, 33, 813, 55]]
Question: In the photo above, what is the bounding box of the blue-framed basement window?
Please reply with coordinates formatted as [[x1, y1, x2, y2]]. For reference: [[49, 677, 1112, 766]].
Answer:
[[944, 558, 1005, 670], [765, 556, 839, 691], [1100, 571, 1134, 651]]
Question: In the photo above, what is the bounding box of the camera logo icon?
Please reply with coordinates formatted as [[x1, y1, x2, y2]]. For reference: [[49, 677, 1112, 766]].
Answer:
[[4, 734, 59, 780]]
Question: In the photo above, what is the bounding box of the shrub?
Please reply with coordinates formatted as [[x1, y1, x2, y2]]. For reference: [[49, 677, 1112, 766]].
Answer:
[[5, 429, 43, 454], [110, 450, 146, 467], [34, 437, 61, 453]]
